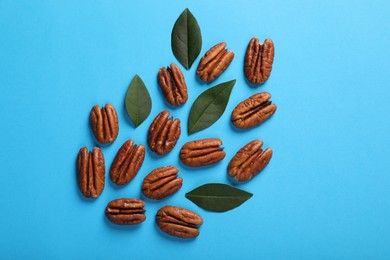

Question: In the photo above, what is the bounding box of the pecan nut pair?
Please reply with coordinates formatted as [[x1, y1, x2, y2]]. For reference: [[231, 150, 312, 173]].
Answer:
[[158, 64, 188, 106], [244, 37, 274, 84], [90, 104, 119, 144], [110, 140, 145, 185], [228, 140, 272, 182], [196, 42, 234, 82], [156, 205, 203, 238], [76, 147, 105, 198], [180, 138, 226, 167], [232, 92, 277, 129], [148, 110, 181, 155], [105, 198, 146, 225], [142, 166, 183, 200]]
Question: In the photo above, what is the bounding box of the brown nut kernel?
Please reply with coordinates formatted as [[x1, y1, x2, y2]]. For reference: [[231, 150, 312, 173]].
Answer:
[[90, 103, 119, 144], [180, 138, 226, 167], [156, 205, 203, 238], [76, 147, 105, 198], [196, 42, 234, 82], [158, 63, 188, 106], [232, 92, 277, 129], [244, 37, 274, 84], [228, 140, 272, 182], [148, 110, 181, 155], [110, 140, 145, 185], [142, 166, 183, 200], [105, 198, 146, 225]]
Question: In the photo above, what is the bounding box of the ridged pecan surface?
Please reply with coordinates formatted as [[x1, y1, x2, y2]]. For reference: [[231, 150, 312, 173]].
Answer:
[[110, 140, 145, 185], [196, 42, 234, 82], [158, 63, 188, 106], [76, 147, 105, 198], [228, 140, 272, 182], [232, 92, 277, 129], [148, 110, 181, 155], [142, 166, 183, 200], [156, 205, 203, 238], [90, 103, 119, 144], [180, 138, 225, 167], [244, 37, 274, 84], [105, 198, 146, 225]]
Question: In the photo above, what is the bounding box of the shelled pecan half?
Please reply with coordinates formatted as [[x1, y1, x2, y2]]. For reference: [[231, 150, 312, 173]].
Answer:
[[232, 92, 277, 129], [244, 37, 274, 84], [180, 138, 225, 167], [156, 205, 203, 238], [76, 147, 105, 198], [105, 198, 146, 225], [158, 63, 188, 106], [142, 166, 183, 200], [196, 42, 234, 82], [228, 140, 272, 182], [110, 140, 145, 185], [89, 103, 119, 144], [148, 110, 181, 155]]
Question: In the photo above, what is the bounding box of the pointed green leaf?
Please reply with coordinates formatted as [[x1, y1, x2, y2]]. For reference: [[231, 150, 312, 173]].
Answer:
[[124, 74, 152, 127], [188, 79, 236, 134], [186, 183, 253, 212], [171, 8, 202, 69]]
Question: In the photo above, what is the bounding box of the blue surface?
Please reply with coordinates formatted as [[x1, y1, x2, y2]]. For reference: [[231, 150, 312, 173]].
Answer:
[[1, 0, 390, 259]]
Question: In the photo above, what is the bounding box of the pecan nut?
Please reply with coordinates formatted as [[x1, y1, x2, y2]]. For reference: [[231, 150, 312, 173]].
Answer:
[[232, 92, 277, 129], [244, 37, 274, 84], [76, 147, 105, 198], [142, 166, 183, 200], [105, 198, 146, 225], [228, 140, 272, 182], [156, 205, 203, 238], [180, 138, 226, 167], [196, 42, 234, 82], [90, 103, 119, 144], [110, 140, 145, 185], [158, 63, 188, 106], [148, 110, 181, 155]]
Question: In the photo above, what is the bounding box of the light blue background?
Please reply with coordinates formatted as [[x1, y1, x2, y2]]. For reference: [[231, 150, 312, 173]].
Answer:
[[1, 0, 389, 259]]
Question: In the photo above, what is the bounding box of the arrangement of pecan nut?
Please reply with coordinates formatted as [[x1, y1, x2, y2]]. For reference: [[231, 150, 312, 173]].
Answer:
[[232, 92, 277, 129], [89, 103, 119, 144], [158, 63, 188, 106], [228, 140, 272, 182], [156, 205, 203, 238], [105, 198, 146, 225], [244, 37, 274, 84], [110, 140, 145, 185], [76, 147, 105, 198], [142, 166, 183, 200], [180, 138, 226, 167], [196, 42, 234, 82], [148, 110, 181, 155]]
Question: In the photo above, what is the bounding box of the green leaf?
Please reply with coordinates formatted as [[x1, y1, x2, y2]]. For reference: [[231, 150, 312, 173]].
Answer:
[[124, 74, 152, 128], [186, 183, 253, 212], [171, 8, 202, 69], [188, 79, 236, 134]]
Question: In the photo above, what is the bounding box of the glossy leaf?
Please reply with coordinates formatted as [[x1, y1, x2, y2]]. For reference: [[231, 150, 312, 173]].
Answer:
[[186, 183, 253, 212], [125, 74, 152, 127], [188, 79, 236, 134], [171, 8, 202, 69]]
